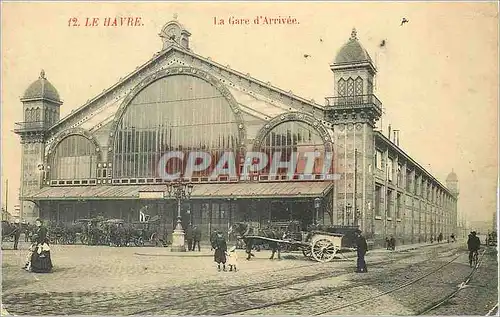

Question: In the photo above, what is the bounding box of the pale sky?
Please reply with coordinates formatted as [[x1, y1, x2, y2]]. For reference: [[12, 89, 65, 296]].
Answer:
[[1, 2, 498, 224]]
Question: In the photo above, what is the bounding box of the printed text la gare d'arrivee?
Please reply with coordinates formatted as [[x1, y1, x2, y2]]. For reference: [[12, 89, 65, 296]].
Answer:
[[214, 16, 300, 25]]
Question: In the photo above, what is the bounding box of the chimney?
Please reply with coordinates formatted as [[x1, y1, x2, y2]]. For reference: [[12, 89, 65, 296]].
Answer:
[[393, 130, 397, 143], [388, 124, 392, 139], [393, 129, 400, 146]]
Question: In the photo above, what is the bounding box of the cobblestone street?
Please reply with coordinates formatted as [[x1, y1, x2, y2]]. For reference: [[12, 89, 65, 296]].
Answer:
[[2, 241, 497, 315]]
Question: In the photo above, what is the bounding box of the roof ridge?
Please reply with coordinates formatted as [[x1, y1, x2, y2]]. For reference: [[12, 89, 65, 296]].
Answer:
[[49, 46, 324, 134]]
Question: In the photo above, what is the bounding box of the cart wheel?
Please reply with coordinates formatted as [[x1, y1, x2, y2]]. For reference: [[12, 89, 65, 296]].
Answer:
[[302, 248, 313, 259], [134, 237, 145, 247], [150, 233, 159, 246], [311, 239, 337, 262]]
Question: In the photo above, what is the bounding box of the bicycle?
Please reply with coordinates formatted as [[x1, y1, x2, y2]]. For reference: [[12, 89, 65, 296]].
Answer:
[[469, 249, 479, 267]]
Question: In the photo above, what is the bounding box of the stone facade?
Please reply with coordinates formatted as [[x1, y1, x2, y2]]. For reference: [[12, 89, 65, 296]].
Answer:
[[14, 19, 458, 246]]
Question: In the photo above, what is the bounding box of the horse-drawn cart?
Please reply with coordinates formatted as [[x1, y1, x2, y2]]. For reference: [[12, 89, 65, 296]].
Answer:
[[243, 230, 343, 262]]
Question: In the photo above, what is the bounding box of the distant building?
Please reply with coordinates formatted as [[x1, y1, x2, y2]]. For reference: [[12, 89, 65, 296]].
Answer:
[[1, 207, 12, 222], [493, 211, 497, 231], [21, 201, 39, 223], [13, 204, 20, 218], [14, 18, 458, 246]]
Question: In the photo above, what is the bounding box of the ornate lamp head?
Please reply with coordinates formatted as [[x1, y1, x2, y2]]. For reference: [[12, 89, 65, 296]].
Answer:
[[314, 197, 321, 209]]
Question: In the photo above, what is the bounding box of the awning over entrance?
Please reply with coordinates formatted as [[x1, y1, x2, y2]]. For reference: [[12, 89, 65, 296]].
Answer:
[[23, 182, 334, 201]]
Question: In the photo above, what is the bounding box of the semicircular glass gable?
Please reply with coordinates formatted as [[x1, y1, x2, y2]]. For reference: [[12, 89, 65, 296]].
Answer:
[[258, 121, 328, 175], [113, 75, 241, 179], [50, 135, 98, 180]]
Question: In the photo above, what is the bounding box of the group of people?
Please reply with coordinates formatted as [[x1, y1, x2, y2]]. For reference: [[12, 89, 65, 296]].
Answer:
[[2, 219, 37, 249], [385, 235, 396, 251], [11, 217, 486, 276], [209, 228, 370, 273], [184, 224, 202, 251], [211, 230, 238, 272]]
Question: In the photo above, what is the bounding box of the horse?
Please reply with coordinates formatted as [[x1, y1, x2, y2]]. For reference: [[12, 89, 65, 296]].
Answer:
[[1, 221, 19, 245], [228, 222, 284, 261]]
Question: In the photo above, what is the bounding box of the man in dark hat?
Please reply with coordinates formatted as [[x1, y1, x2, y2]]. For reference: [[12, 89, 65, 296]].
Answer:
[[355, 229, 368, 273], [192, 225, 202, 251], [185, 223, 193, 251], [389, 234, 396, 251], [467, 231, 481, 266], [13, 219, 21, 250]]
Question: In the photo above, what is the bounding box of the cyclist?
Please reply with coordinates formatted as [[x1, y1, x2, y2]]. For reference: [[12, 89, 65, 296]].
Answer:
[[467, 231, 481, 267]]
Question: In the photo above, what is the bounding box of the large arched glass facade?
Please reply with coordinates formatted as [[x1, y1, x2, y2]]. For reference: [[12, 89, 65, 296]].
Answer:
[[113, 75, 241, 179], [258, 121, 327, 175], [50, 135, 97, 179]]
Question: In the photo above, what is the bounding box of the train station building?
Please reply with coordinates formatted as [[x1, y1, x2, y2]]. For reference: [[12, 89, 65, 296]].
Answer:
[[15, 17, 458, 247]]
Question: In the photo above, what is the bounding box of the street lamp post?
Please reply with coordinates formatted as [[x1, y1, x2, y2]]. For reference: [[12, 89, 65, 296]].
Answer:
[[166, 179, 194, 252], [314, 198, 321, 226], [346, 203, 352, 226]]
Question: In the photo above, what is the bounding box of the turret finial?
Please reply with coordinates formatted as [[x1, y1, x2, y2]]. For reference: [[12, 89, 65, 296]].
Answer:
[[350, 28, 357, 40], [173, 13, 178, 20], [40, 69, 46, 79]]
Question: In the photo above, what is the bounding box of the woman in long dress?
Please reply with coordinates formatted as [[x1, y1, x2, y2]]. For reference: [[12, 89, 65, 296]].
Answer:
[[25, 218, 53, 273], [212, 231, 227, 271]]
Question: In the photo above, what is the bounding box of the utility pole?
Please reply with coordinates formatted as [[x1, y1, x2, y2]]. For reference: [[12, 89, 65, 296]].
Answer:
[[5, 179, 8, 215], [354, 149, 358, 226]]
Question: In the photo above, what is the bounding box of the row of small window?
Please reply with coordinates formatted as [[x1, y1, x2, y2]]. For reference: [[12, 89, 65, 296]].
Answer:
[[24, 107, 58, 123], [374, 186, 451, 218], [374, 187, 403, 218], [375, 150, 401, 183], [374, 150, 451, 204], [338, 77, 363, 97], [23, 180, 39, 187]]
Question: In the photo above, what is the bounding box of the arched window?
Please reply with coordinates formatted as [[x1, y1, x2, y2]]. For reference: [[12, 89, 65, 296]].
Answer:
[[34, 108, 41, 121], [367, 80, 373, 95], [258, 121, 328, 175], [45, 108, 49, 123], [347, 78, 355, 97], [25, 108, 30, 121], [113, 74, 241, 178], [355, 77, 363, 96], [50, 135, 97, 180], [337, 79, 346, 97]]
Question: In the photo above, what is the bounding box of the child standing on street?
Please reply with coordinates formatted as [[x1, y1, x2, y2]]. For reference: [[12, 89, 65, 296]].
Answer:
[[226, 246, 238, 272]]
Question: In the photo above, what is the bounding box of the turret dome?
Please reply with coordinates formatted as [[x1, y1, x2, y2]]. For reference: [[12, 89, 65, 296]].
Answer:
[[333, 28, 374, 65], [446, 170, 458, 182], [21, 70, 61, 103]]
